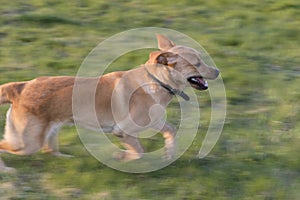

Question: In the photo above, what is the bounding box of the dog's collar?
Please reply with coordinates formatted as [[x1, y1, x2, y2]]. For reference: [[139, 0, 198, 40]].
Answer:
[[145, 67, 190, 101]]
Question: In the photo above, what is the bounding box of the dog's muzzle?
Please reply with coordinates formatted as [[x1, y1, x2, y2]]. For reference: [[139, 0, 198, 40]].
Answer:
[[187, 76, 208, 90]]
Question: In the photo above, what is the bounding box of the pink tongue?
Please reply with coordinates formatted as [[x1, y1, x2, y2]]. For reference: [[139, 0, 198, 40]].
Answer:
[[196, 77, 205, 85]]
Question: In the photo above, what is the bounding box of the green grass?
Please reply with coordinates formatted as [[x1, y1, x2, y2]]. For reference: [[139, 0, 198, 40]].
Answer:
[[0, 0, 300, 199]]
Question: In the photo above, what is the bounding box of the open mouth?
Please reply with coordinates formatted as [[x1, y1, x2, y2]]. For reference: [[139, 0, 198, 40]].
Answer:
[[187, 76, 208, 90]]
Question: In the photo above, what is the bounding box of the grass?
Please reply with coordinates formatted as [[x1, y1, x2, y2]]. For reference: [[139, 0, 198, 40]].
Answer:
[[0, 0, 300, 199]]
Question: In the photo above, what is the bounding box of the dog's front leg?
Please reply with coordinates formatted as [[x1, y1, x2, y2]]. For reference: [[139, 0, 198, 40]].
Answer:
[[114, 133, 144, 162], [153, 122, 176, 160]]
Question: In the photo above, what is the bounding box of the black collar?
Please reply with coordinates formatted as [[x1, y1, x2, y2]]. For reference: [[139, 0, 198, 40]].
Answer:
[[145, 68, 190, 101]]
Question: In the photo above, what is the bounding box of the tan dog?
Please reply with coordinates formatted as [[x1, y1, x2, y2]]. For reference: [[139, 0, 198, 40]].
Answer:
[[0, 34, 219, 171]]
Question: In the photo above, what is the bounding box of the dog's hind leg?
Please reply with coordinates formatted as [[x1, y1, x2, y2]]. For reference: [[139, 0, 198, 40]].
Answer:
[[0, 107, 46, 171], [0, 157, 16, 173], [0, 107, 24, 155], [42, 123, 73, 158]]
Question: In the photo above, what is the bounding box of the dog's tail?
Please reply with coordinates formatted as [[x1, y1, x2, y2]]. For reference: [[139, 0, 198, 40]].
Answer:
[[0, 82, 26, 105]]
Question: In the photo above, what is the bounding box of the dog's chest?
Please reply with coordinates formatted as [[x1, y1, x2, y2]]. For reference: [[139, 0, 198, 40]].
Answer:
[[147, 84, 158, 94]]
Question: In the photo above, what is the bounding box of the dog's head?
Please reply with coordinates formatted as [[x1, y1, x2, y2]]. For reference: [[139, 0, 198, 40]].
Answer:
[[146, 34, 219, 90]]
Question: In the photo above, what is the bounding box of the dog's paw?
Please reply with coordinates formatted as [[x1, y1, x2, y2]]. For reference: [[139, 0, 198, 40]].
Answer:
[[51, 152, 74, 158], [163, 152, 175, 160], [163, 153, 173, 160], [113, 151, 125, 161], [0, 166, 16, 173], [163, 146, 175, 160], [113, 150, 141, 162]]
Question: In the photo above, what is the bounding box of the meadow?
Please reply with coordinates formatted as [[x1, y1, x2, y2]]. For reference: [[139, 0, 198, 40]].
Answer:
[[0, 0, 300, 199]]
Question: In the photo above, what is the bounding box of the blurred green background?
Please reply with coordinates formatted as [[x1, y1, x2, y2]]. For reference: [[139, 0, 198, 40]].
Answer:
[[0, 0, 299, 199]]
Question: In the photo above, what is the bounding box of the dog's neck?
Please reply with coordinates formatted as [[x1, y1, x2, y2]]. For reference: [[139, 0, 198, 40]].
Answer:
[[143, 64, 190, 101]]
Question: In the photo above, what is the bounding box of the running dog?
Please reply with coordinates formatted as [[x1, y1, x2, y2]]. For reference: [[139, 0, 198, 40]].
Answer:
[[0, 34, 219, 171]]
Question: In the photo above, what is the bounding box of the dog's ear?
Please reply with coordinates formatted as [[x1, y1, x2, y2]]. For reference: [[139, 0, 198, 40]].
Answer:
[[148, 51, 177, 66], [156, 34, 176, 51]]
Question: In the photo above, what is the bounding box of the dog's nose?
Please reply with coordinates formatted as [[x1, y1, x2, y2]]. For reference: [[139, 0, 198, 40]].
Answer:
[[215, 68, 220, 78], [210, 67, 220, 79]]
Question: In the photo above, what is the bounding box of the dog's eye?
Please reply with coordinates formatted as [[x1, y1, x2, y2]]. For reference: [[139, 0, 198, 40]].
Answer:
[[194, 62, 201, 67]]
